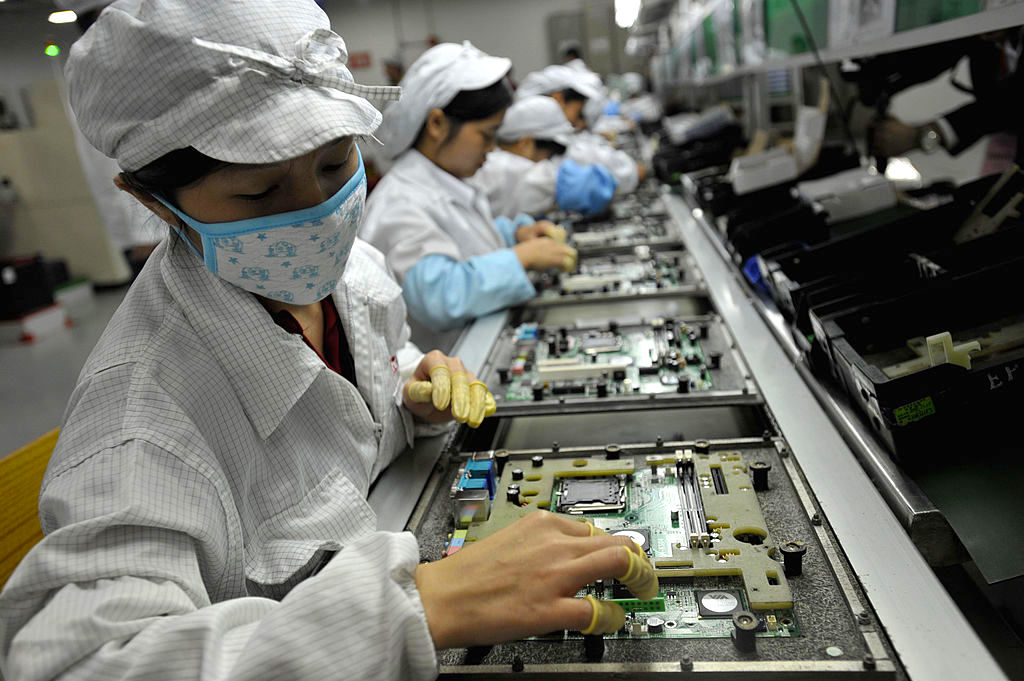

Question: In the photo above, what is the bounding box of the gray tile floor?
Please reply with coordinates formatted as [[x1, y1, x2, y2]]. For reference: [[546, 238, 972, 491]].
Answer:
[[0, 288, 126, 454]]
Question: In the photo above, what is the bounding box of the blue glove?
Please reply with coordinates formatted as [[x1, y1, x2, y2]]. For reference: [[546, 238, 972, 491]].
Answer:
[[555, 158, 618, 216], [603, 100, 621, 116]]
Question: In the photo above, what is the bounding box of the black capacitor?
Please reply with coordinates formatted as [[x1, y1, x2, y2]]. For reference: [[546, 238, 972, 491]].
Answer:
[[677, 380, 690, 394], [596, 382, 609, 398], [685, 354, 699, 364], [595, 578, 605, 592], [532, 386, 545, 402], [559, 327, 568, 339], [494, 450, 509, 476], [547, 339, 558, 355], [531, 455, 544, 468], [583, 634, 605, 661], [749, 461, 771, 491], [781, 540, 808, 577], [708, 352, 722, 370], [731, 611, 759, 653], [506, 484, 521, 505], [591, 354, 598, 363], [511, 468, 524, 481], [558, 339, 569, 353], [497, 368, 510, 384]]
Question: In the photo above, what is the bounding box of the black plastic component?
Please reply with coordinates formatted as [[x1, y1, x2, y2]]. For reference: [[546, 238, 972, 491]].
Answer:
[[558, 339, 570, 353], [531, 455, 544, 468], [677, 380, 690, 394], [547, 339, 557, 355], [497, 368, 510, 384], [583, 634, 605, 661], [511, 468, 524, 481], [608, 320, 619, 333], [494, 450, 509, 476], [671, 509, 679, 524], [604, 444, 621, 459], [552, 384, 586, 395], [506, 484, 521, 505], [731, 611, 759, 653], [749, 461, 771, 491], [781, 540, 808, 577], [532, 386, 545, 402], [646, 617, 665, 634], [708, 352, 722, 370], [596, 382, 609, 398], [638, 366, 660, 376], [612, 369, 627, 381], [559, 327, 568, 339], [694, 440, 711, 454], [699, 324, 709, 339]]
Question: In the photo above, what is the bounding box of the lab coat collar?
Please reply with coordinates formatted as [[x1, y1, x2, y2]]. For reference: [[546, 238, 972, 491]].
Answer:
[[401, 149, 486, 211], [160, 238, 327, 440]]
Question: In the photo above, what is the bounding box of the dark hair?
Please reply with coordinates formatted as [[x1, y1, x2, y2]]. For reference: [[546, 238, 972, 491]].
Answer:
[[76, 9, 103, 33], [564, 46, 583, 61], [534, 139, 568, 157], [415, 78, 514, 148], [120, 147, 228, 206], [560, 88, 587, 104]]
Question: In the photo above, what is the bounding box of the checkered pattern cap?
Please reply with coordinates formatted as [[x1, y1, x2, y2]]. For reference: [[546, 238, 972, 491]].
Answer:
[[497, 95, 574, 145], [379, 41, 511, 160], [66, 0, 401, 171]]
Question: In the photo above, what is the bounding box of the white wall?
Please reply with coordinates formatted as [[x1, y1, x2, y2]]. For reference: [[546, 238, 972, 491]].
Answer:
[[324, 0, 587, 86]]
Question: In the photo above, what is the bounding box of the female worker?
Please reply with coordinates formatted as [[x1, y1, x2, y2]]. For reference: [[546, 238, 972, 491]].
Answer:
[[516, 64, 646, 195], [0, 3, 652, 681], [470, 94, 618, 219], [359, 42, 578, 352]]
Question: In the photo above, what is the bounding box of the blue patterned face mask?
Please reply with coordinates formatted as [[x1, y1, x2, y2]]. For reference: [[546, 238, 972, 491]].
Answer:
[[156, 149, 366, 305]]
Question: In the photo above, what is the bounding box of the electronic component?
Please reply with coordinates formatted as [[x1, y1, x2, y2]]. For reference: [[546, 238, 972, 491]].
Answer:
[[556, 477, 627, 514], [697, 589, 744, 618], [731, 611, 760, 652], [781, 540, 808, 577], [611, 528, 651, 553]]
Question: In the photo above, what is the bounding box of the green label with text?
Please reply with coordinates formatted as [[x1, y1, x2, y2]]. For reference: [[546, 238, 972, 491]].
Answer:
[[893, 396, 936, 426]]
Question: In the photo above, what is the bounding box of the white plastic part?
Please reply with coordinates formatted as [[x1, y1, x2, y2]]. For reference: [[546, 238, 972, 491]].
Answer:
[[926, 332, 981, 371], [729, 147, 798, 196], [797, 167, 898, 224]]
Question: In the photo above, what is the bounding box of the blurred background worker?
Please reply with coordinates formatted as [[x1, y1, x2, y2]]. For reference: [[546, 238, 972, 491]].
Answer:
[[516, 63, 645, 195], [870, 27, 1023, 175], [471, 94, 618, 219], [359, 42, 577, 352]]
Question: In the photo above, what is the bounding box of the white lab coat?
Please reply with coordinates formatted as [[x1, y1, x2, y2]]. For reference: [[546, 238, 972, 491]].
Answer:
[[360, 149, 512, 351], [0, 237, 438, 681], [469, 148, 558, 219], [567, 131, 639, 195]]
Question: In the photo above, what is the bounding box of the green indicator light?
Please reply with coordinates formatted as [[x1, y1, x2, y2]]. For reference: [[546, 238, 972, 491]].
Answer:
[[45, 44, 61, 57]]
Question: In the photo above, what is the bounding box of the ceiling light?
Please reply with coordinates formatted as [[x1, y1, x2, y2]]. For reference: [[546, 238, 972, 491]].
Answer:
[[48, 10, 78, 24]]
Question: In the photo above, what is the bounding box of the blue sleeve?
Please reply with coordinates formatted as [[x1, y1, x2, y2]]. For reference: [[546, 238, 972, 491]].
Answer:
[[494, 213, 536, 246], [555, 158, 618, 216], [403, 250, 536, 331]]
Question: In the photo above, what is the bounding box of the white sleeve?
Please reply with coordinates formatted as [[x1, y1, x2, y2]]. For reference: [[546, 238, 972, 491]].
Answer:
[[567, 135, 639, 195], [509, 160, 559, 217], [0, 448, 438, 681]]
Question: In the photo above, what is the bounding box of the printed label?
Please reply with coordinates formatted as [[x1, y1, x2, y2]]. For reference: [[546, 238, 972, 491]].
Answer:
[[893, 396, 936, 426]]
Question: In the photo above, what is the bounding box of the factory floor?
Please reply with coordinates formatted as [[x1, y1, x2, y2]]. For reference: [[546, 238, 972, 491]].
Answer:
[[0, 283, 1021, 680]]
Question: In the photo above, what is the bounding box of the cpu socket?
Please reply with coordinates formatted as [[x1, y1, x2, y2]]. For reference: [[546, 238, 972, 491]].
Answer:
[[556, 476, 627, 514]]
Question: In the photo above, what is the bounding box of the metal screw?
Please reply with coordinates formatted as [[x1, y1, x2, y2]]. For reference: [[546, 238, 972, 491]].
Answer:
[[680, 656, 694, 671], [779, 447, 790, 458], [811, 513, 822, 526], [762, 430, 772, 441], [857, 611, 870, 625], [656, 436, 664, 448], [863, 655, 876, 670], [551, 441, 560, 453]]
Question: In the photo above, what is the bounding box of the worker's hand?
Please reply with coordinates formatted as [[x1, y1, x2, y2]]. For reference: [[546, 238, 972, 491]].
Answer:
[[870, 117, 920, 158], [515, 220, 567, 244], [403, 351, 497, 428], [636, 163, 648, 183], [513, 238, 577, 273], [415, 511, 657, 649]]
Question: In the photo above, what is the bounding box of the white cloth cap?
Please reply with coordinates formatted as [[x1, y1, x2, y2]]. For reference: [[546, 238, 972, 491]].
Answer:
[[515, 64, 602, 103], [66, 0, 401, 172], [497, 95, 574, 145], [378, 41, 511, 160]]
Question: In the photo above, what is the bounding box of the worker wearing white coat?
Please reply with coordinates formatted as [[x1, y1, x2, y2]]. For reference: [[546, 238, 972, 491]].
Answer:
[[516, 65, 646, 195], [0, 3, 654, 681], [360, 43, 577, 352], [470, 95, 618, 219]]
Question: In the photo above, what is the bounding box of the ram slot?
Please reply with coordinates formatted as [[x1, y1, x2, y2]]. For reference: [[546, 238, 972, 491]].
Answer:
[[675, 453, 710, 548]]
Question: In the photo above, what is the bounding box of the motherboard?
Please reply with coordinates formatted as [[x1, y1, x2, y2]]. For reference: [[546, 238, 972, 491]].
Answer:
[[533, 248, 696, 303]]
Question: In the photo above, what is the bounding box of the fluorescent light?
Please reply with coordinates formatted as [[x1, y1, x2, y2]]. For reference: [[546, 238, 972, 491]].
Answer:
[[614, 0, 642, 29], [48, 10, 78, 24]]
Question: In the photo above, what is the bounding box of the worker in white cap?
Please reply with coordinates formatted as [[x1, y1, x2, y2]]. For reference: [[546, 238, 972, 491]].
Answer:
[[0, 3, 650, 680], [516, 65, 645, 194], [469, 95, 618, 219], [360, 42, 577, 352]]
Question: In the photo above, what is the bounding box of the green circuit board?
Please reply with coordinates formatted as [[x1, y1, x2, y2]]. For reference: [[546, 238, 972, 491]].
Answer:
[[534, 249, 688, 300], [497, 319, 715, 403], [447, 452, 798, 640]]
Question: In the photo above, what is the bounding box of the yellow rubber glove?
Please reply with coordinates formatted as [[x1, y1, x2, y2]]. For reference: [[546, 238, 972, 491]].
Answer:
[[562, 246, 578, 273], [429, 365, 451, 411], [581, 595, 625, 635], [542, 224, 568, 244], [586, 522, 659, 600], [406, 374, 498, 429]]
